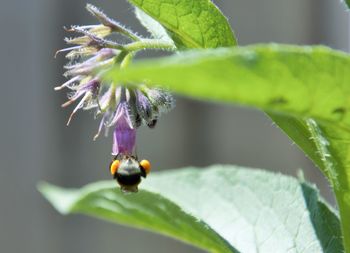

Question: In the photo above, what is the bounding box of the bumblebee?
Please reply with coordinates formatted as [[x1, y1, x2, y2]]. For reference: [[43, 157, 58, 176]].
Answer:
[[109, 154, 151, 193]]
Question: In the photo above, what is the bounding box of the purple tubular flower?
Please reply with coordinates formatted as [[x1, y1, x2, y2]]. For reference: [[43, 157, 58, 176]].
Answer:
[[112, 102, 136, 156]]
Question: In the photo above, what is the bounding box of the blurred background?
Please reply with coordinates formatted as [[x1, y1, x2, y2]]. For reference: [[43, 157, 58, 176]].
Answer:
[[0, 0, 349, 252]]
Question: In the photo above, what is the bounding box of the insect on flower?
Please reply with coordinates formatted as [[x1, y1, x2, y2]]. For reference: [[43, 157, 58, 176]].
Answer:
[[55, 4, 175, 192], [110, 155, 151, 193]]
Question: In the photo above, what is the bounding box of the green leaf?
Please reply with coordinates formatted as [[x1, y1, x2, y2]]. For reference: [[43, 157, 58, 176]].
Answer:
[[129, 0, 237, 49], [105, 44, 350, 251], [107, 45, 350, 127], [39, 166, 343, 253]]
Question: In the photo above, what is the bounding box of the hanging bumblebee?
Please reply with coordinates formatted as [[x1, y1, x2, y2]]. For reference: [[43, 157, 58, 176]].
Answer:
[[106, 90, 156, 192], [109, 155, 151, 193], [104, 87, 170, 193]]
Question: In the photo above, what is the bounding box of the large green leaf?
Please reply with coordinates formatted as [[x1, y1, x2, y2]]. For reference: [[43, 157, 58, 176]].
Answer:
[[107, 45, 350, 127], [129, 0, 236, 48], [105, 44, 350, 251], [39, 166, 343, 253]]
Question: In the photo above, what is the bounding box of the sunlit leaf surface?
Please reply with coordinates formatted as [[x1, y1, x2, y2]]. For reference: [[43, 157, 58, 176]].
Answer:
[[39, 166, 343, 253]]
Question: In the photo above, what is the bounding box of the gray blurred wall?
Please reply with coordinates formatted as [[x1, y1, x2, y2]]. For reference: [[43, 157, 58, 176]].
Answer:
[[0, 0, 348, 252]]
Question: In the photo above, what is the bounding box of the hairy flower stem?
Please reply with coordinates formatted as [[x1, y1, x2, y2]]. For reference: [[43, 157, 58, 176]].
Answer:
[[86, 3, 141, 42], [125, 39, 176, 52], [120, 52, 135, 69]]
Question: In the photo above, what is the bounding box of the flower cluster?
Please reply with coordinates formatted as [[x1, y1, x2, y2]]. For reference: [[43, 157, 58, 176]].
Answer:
[[55, 4, 175, 156]]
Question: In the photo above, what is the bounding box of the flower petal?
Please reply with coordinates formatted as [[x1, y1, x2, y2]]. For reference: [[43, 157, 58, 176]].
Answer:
[[112, 102, 136, 155], [54, 76, 81, 91], [66, 92, 91, 125]]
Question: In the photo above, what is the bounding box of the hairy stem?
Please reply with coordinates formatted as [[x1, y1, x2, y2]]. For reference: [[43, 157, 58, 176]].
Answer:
[[125, 39, 176, 52]]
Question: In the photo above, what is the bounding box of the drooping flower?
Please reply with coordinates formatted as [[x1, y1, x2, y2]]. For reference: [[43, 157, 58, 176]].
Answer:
[[55, 4, 175, 158]]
